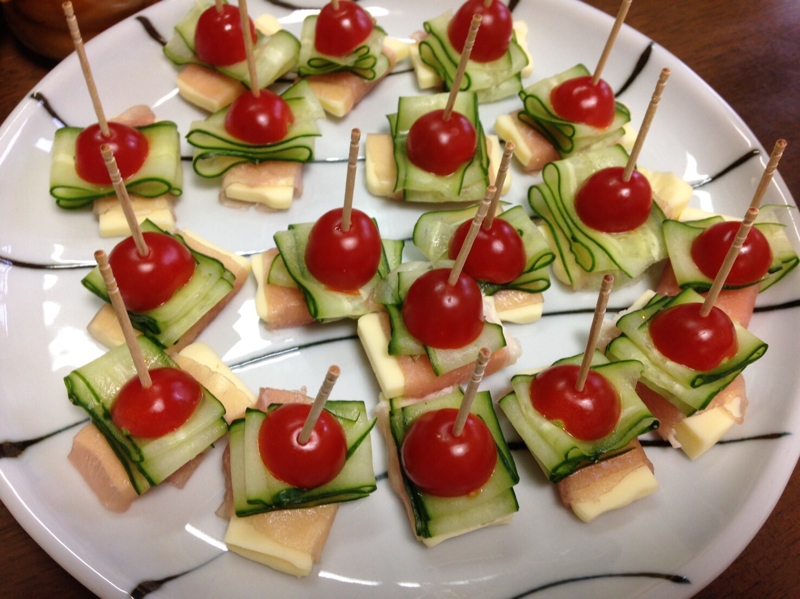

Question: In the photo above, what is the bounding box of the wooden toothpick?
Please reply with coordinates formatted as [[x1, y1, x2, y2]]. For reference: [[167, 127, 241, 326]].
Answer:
[[576, 274, 614, 391], [699, 207, 759, 317], [484, 141, 515, 230], [749, 139, 787, 211], [95, 250, 151, 388], [215, 0, 223, 13], [238, 0, 259, 95], [592, 0, 632, 85], [452, 347, 491, 436], [340, 128, 361, 232], [448, 187, 494, 286], [443, 14, 482, 121], [62, 1, 110, 137], [623, 68, 669, 181], [298, 366, 341, 445], [100, 144, 149, 257]]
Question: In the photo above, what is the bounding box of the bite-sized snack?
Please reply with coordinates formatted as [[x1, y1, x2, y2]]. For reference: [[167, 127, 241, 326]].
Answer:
[[411, 0, 531, 103], [412, 202, 554, 323], [529, 145, 691, 290], [605, 288, 768, 458], [251, 212, 403, 326], [366, 91, 503, 203], [499, 351, 659, 521], [83, 219, 250, 352], [360, 266, 520, 400], [164, 0, 299, 99], [65, 337, 236, 512], [185, 78, 324, 208], [663, 206, 799, 294], [376, 385, 519, 546]]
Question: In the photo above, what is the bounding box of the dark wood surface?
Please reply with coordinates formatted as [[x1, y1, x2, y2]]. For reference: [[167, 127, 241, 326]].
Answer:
[[0, 1, 797, 597]]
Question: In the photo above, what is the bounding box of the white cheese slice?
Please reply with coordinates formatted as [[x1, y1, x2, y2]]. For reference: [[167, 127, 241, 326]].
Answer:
[[254, 14, 281, 36], [180, 228, 252, 273], [251, 252, 269, 323], [639, 165, 694, 220], [94, 195, 176, 238], [383, 37, 411, 63], [176, 64, 245, 113], [513, 21, 534, 78], [673, 396, 742, 460], [357, 312, 405, 399], [570, 465, 659, 522], [409, 42, 441, 90], [495, 299, 544, 324], [224, 183, 295, 210], [224, 515, 314, 577], [494, 114, 535, 170]]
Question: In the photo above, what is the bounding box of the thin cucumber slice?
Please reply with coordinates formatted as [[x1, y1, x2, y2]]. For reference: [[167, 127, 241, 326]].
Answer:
[[499, 351, 658, 483], [50, 121, 182, 208]]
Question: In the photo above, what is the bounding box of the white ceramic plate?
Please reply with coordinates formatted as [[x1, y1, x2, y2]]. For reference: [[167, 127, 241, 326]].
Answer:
[[1, 1, 798, 598]]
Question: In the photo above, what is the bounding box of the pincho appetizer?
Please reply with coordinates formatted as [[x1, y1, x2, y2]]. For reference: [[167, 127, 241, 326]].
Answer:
[[66, 253, 248, 512], [359, 192, 521, 400], [164, 0, 299, 111], [500, 277, 660, 522], [495, 0, 633, 170], [251, 130, 403, 327], [377, 350, 520, 545], [219, 368, 377, 576], [411, 0, 531, 103]]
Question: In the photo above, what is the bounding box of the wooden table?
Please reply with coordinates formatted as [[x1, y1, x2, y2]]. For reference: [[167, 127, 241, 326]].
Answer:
[[1, 1, 797, 597]]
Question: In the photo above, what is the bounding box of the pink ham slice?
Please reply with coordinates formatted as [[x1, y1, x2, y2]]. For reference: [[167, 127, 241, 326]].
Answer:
[[258, 248, 316, 329]]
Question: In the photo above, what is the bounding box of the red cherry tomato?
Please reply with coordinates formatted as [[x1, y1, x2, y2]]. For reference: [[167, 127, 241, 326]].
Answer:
[[448, 218, 526, 284], [574, 167, 653, 233], [194, 4, 257, 67], [401, 408, 496, 497], [529, 364, 621, 441], [650, 302, 738, 371], [446, 0, 513, 63], [74, 122, 149, 186], [108, 232, 196, 312], [691, 221, 773, 286], [314, 0, 374, 57], [258, 403, 347, 489], [224, 89, 294, 145], [402, 268, 484, 349], [550, 75, 616, 128], [111, 367, 203, 438], [406, 109, 477, 176], [304, 208, 382, 292]]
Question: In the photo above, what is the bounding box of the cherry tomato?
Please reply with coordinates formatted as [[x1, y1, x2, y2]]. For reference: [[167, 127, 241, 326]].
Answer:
[[574, 167, 653, 233], [224, 89, 294, 144], [304, 207, 382, 292], [550, 75, 616, 128], [529, 364, 621, 441], [74, 122, 149, 186], [111, 367, 203, 438], [108, 231, 196, 312], [448, 218, 526, 284], [401, 408, 496, 497], [406, 109, 477, 176], [258, 403, 347, 489], [314, 0, 374, 57], [691, 221, 773, 286], [402, 268, 484, 349], [649, 302, 738, 371], [446, 0, 513, 63], [194, 4, 257, 67]]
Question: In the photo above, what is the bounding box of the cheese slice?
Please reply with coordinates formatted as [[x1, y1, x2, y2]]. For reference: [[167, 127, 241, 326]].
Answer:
[[639, 165, 694, 220], [94, 195, 176, 238], [176, 63, 246, 113], [673, 395, 743, 460], [570, 465, 659, 522], [357, 312, 406, 399]]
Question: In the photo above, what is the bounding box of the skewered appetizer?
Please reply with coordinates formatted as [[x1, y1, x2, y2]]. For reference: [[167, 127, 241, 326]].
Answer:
[[377, 385, 519, 546], [500, 351, 659, 521], [82, 219, 249, 352], [411, 0, 531, 103]]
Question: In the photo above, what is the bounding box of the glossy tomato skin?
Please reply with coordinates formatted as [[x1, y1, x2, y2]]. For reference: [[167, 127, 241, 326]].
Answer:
[[529, 364, 621, 441], [574, 167, 653, 233], [447, 0, 513, 63], [550, 75, 616, 128], [224, 89, 294, 144], [314, 0, 374, 57], [258, 403, 347, 489], [194, 4, 257, 67], [108, 232, 196, 313], [691, 221, 773, 286], [649, 303, 738, 371], [75, 122, 149, 185], [448, 218, 526, 284], [401, 408, 496, 497], [402, 268, 484, 349], [406, 109, 477, 176], [111, 367, 203, 438], [304, 208, 382, 292]]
